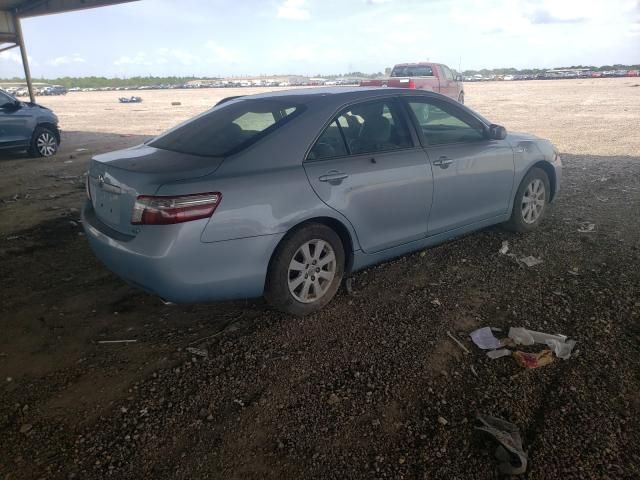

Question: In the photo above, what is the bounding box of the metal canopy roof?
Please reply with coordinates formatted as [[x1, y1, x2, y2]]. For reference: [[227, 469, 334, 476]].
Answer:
[[1, 0, 137, 101], [0, 0, 135, 18]]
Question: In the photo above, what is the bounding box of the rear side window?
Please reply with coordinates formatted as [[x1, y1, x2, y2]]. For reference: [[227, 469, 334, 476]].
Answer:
[[391, 65, 433, 77], [441, 66, 454, 81], [308, 99, 413, 160], [149, 99, 303, 157]]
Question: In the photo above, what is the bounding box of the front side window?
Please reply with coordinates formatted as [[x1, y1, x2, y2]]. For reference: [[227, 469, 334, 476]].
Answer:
[[308, 99, 413, 160], [407, 100, 485, 146], [441, 66, 454, 81], [149, 99, 302, 157], [0, 90, 15, 106]]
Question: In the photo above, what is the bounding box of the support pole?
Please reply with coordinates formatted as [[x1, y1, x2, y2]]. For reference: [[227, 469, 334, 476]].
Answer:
[[0, 43, 19, 54], [13, 13, 34, 103]]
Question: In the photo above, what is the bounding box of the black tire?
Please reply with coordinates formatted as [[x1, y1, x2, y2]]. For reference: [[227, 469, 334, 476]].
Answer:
[[458, 92, 464, 104], [504, 167, 551, 233], [29, 126, 59, 158], [265, 223, 345, 316]]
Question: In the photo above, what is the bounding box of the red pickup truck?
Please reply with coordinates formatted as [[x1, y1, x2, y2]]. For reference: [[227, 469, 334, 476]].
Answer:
[[360, 62, 465, 103]]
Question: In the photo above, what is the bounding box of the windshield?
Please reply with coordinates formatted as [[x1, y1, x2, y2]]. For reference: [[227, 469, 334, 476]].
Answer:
[[149, 99, 303, 157], [391, 65, 434, 77]]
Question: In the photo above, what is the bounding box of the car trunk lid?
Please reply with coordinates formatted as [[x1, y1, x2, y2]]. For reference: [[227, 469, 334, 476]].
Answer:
[[88, 144, 222, 236]]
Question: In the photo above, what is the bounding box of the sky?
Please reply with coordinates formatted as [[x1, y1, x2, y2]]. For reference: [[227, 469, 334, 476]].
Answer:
[[1, 0, 639, 78]]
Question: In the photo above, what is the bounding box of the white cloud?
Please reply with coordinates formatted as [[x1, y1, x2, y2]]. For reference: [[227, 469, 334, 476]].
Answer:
[[48, 54, 85, 66], [277, 0, 310, 20], [205, 41, 237, 63]]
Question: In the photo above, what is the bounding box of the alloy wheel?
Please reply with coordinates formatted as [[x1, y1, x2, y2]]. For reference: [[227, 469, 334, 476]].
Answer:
[[288, 239, 336, 303], [521, 178, 545, 224], [37, 132, 57, 157]]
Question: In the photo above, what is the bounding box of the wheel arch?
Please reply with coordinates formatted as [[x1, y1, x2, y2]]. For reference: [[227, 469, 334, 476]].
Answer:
[[529, 160, 556, 201], [267, 216, 356, 278], [36, 122, 61, 142]]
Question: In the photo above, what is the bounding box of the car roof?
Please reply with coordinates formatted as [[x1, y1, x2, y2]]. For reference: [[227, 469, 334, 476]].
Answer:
[[239, 86, 443, 106]]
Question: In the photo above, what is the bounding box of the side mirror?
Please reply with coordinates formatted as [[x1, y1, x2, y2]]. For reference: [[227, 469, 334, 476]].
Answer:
[[489, 124, 507, 140], [1, 100, 20, 110]]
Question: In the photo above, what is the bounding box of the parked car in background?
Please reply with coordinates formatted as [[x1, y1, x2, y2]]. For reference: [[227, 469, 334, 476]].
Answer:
[[82, 87, 561, 315], [0, 89, 60, 157], [360, 62, 465, 103]]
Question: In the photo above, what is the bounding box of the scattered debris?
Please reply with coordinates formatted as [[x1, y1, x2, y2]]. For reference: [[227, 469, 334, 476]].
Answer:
[[97, 339, 138, 344], [119, 96, 143, 103], [476, 414, 527, 475], [513, 350, 554, 369], [20, 424, 33, 434], [420, 250, 427, 257], [171, 101, 182, 106], [568, 268, 580, 276], [470, 365, 479, 377], [470, 327, 503, 350], [577, 222, 596, 233], [437, 416, 448, 426], [487, 349, 511, 359], [75, 148, 88, 152], [446, 331, 470, 354], [519, 256, 543, 267], [186, 347, 208, 358], [499, 241, 509, 255], [6, 235, 21, 240], [431, 299, 442, 307]]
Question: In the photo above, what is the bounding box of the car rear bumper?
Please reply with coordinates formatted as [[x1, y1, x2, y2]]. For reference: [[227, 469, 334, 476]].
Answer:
[[81, 202, 284, 303]]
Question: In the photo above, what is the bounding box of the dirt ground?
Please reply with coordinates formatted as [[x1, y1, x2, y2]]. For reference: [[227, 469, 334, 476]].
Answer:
[[1, 78, 639, 479]]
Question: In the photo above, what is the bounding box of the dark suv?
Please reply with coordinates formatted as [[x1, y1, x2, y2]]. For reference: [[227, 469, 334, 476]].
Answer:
[[0, 89, 60, 157]]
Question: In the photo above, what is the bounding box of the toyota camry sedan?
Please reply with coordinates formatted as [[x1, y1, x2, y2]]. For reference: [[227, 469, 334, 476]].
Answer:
[[82, 87, 561, 315]]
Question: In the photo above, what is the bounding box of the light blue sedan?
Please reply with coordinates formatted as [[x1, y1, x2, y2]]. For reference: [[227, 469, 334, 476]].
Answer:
[[82, 87, 561, 315]]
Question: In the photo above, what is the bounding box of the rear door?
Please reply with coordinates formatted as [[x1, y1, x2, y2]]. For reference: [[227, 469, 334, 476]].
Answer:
[[402, 97, 514, 235], [304, 98, 433, 253]]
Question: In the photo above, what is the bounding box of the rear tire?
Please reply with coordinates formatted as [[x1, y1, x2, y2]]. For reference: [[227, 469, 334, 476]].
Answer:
[[265, 224, 345, 316], [504, 167, 550, 233], [30, 127, 59, 158]]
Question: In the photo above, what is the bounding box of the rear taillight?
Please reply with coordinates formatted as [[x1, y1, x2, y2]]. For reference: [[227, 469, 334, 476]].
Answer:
[[408, 79, 416, 89], [131, 193, 221, 225]]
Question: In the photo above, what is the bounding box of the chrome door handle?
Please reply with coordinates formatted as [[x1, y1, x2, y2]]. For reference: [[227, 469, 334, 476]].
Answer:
[[319, 171, 349, 182], [433, 156, 454, 168]]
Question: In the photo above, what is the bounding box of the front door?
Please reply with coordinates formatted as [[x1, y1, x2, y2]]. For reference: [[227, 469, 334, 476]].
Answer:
[[304, 98, 433, 253], [403, 97, 515, 235], [0, 91, 30, 148]]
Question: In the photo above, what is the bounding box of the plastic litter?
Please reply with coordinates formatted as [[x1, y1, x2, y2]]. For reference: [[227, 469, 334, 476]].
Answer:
[[508, 327, 567, 346], [470, 327, 503, 350], [476, 414, 527, 475], [487, 348, 511, 359], [513, 350, 554, 369], [519, 256, 543, 267], [499, 241, 509, 255], [546, 339, 576, 360]]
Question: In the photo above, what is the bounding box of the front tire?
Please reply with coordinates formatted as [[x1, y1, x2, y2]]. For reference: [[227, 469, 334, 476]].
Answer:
[[504, 167, 550, 232], [30, 127, 59, 158], [265, 224, 345, 316]]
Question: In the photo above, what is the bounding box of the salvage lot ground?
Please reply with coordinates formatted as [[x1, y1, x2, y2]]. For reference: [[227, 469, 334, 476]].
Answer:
[[1, 78, 639, 479]]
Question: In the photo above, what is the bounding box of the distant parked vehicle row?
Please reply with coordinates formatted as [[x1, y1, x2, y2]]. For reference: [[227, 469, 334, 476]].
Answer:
[[464, 69, 639, 81]]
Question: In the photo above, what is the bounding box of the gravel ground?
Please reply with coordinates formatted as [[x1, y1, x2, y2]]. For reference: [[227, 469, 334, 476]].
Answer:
[[1, 80, 639, 479]]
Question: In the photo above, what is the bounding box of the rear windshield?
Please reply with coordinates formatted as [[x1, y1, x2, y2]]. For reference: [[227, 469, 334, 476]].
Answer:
[[149, 99, 303, 157], [391, 65, 434, 77]]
